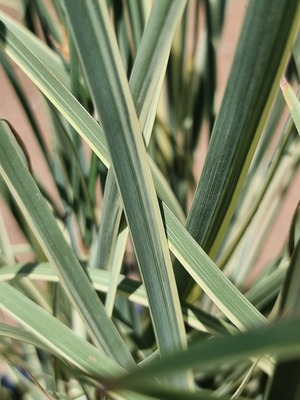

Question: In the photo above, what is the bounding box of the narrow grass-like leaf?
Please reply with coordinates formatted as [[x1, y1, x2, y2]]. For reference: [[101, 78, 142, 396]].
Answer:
[[0, 5, 267, 340], [1, 2, 300, 398], [0, 284, 154, 400], [0, 262, 150, 309], [129, 1, 187, 136], [0, 120, 135, 369], [0, 11, 68, 87], [3, 127, 266, 337], [95, 171, 123, 270], [125, 0, 144, 56], [0, 117, 266, 337], [0, 282, 123, 379], [0, 7, 184, 222], [104, 220, 129, 317], [0, 14, 184, 220], [106, 317, 300, 392], [94, 0, 186, 324], [0, 262, 237, 335], [162, 203, 267, 330], [184, 0, 300, 268], [63, 2, 190, 390], [0, 322, 53, 352], [218, 112, 298, 269], [245, 266, 287, 310], [280, 76, 300, 135], [0, 17, 111, 166]]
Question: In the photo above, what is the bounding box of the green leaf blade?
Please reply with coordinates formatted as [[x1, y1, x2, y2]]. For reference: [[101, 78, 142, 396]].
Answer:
[[106, 317, 300, 393], [63, 0, 191, 389], [186, 0, 300, 258], [0, 282, 123, 380], [0, 120, 135, 369], [163, 203, 267, 331]]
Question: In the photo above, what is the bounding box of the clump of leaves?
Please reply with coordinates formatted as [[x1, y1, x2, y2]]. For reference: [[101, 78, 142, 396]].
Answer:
[[0, 1, 300, 399]]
